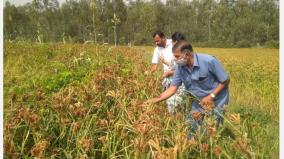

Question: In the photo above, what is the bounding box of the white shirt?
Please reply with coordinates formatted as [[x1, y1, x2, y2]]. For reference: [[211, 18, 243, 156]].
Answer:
[[151, 39, 173, 72]]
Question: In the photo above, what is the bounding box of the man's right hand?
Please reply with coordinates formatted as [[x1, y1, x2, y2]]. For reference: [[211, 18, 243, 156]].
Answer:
[[144, 71, 150, 75], [159, 56, 170, 66], [139, 99, 156, 109], [141, 85, 178, 108], [163, 70, 174, 78]]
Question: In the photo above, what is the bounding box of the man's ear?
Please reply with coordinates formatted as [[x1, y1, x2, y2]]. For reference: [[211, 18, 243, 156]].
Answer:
[[181, 49, 190, 55], [186, 52, 192, 58]]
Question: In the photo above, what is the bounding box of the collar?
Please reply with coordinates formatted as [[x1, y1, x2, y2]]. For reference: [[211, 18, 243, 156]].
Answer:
[[157, 39, 172, 49], [192, 53, 199, 68], [165, 39, 172, 47], [181, 53, 199, 72]]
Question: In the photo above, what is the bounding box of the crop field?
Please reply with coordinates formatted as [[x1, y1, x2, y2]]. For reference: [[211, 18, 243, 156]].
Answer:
[[4, 42, 279, 158]]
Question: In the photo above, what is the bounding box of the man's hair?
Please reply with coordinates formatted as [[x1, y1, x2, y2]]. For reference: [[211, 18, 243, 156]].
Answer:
[[172, 40, 193, 54], [152, 31, 165, 38], [171, 32, 186, 42]]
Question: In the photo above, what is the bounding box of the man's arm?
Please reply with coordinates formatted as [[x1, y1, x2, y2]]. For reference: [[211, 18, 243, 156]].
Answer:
[[211, 76, 230, 96], [200, 57, 230, 107], [144, 85, 178, 104], [199, 77, 229, 107], [159, 55, 171, 66], [145, 47, 160, 75], [149, 64, 158, 74]]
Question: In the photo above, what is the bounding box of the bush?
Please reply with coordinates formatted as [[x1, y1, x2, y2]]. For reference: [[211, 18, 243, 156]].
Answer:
[[194, 41, 233, 48], [42, 71, 73, 92], [265, 40, 279, 48], [235, 40, 251, 48]]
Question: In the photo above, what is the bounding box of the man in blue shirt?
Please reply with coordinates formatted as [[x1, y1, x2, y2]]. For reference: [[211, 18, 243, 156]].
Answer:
[[144, 40, 230, 134]]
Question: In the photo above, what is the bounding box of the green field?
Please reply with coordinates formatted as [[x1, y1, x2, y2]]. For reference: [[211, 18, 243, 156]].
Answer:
[[4, 42, 279, 158]]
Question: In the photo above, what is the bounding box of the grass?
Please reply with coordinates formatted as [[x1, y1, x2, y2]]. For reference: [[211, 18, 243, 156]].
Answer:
[[4, 42, 279, 158]]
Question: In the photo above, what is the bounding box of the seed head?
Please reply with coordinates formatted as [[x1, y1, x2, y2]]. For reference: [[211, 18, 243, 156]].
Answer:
[[30, 140, 49, 158], [213, 146, 222, 156]]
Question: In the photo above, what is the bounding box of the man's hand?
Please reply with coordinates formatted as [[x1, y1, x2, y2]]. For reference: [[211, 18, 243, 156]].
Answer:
[[199, 95, 215, 112], [160, 71, 173, 82], [162, 70, 174, 78], [144, 71, 150, 75], [148, 64, 158, 75], [159, 55, 170, 66], [141, 99, 154, 106], [140, 85, 178, 108], [139, 98, 158, 109]]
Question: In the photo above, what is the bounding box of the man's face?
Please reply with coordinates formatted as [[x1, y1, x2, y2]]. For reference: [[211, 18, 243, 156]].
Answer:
[[154, 35, 165, 47], [173, 50, 187, 61], [173, 50, 192, 66]]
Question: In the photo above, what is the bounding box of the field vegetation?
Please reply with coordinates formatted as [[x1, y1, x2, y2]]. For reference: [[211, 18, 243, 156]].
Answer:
[[4, 42, 279, 158]]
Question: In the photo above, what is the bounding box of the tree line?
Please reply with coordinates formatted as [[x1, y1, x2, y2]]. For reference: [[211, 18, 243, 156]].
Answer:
[[4, 0, 279, 48]]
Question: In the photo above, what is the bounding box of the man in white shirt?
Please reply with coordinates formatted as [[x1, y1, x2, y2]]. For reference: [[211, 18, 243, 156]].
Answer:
[[146, 31, 184, 113], [148, 31, 173, 74]]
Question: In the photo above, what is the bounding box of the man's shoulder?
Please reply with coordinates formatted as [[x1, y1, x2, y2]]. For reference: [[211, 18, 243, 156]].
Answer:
[[196, 53, 216, 62], [166, 39, 172, 44], [153, 47, 160, 53]]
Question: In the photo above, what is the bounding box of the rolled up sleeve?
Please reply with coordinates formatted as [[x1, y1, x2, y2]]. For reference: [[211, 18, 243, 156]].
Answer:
[[171, 67, 182, 87], [209, 57, 228, 83]]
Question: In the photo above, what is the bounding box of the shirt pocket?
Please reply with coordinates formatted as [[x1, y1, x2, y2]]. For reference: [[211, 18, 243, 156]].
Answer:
[[192, 73, 213, 90], [182, 76, 192, 89]]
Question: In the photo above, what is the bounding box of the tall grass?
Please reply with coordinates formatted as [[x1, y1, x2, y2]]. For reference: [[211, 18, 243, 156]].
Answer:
[[4, 42, 279, 158]]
